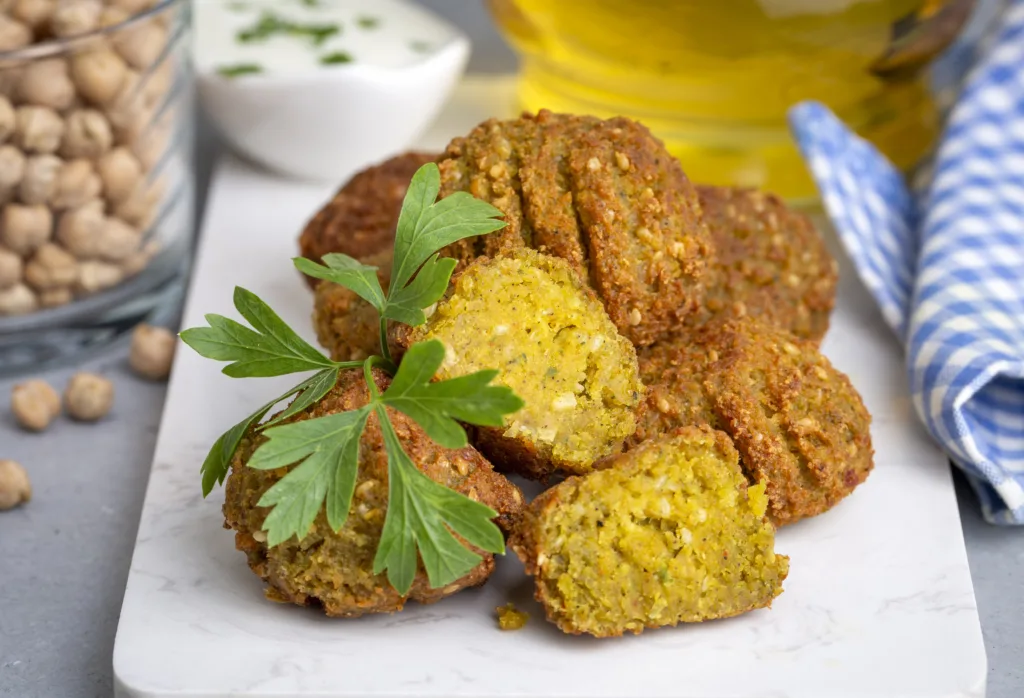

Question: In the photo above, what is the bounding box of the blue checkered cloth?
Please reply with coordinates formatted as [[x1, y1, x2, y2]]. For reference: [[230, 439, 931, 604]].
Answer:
[[789, 0, 1024, 524]]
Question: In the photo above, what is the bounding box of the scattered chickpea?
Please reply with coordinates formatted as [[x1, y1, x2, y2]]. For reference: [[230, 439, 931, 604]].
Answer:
[[51, 159, 101, 210], [55, 198, 103, 257], [17, 59, 76, 110], [0, 14, 31, 51], [18, 153, 61, 205], [10, 378, 60, 431], [129, 323, 176, 380], [0, 282, 36, 315], [49, 0, 102, 37], [61, 108, 113, 159], [23, 242, 77, 290], [0, 459, 31, 510], [14, 105, 64, 154], [0, 95, 16, 143], [74, 259, 122, 294], [70, 48, 128, 105], [0, 144, 25, 193], [0, 245, 21, 288], [1, 202, 52, 254], [95, 146, 140, 203], [64, 371, 113, 421]]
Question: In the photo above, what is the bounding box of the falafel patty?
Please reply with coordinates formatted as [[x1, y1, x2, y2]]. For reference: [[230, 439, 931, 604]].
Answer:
[[511, 426, 789, 638], [312, 250, 392, 361], [437, 110, 712, 347], [692, 186, 838, 343], [633, 317, 873, 526], [223, 368, 524, 618], [298, 151, 437, 284], [397, 248, 644, 480]]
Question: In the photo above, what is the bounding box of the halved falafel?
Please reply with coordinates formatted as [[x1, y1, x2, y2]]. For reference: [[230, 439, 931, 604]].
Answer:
[[298, 151, 437, 283], [437, 110, 712, 347], [633, 316, 873, 526], [511, 426, 789, 638], [692, 186, 837, 343], [397, 248, 644, 480], [223, 368, 524, 617]]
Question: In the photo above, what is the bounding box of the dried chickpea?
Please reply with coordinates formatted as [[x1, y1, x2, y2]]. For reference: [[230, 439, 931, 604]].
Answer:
[[24, 242, 76, 290], [18, 153, 61, 205], [14, 105, 64, 154], [0, 459, 31, 510], [1, 203, 51, 254], [129, 323, 176, 380], [0, 96, 16, 143], [0, 245, 21, 288], [64, 371, 113, 421], [11, 378, 60, 431], [112, 183, 156, 229], [114, 21, 166, 70], [0, 282, 36, 314], [38, 286, 70, 307], [121, 238, 157, 277], [75, 259, 121, 294], [55, 198, 103, 257], [0, 14, 32, 51], [17, 59, 75, 110], [98, 6, 129, 28], [110, 0, 153, 14], [70, 48, 128, 106], [10, 0, 54, 31], [0, 144, 26, 193], [95, 146, 139, 204], [51, 159, 101, 210], [60, 108, 112, 159], [49, 0, 102, 37], [96, 216, 137, 261]]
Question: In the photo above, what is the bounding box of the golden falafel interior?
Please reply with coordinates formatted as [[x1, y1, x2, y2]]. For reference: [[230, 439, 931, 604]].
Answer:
[[403, 248, 644, 479], [512, 427, 789, 638]]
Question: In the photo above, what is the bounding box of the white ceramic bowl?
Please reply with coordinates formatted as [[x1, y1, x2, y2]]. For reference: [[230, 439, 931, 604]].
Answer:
[[195, 0, 469, 182]]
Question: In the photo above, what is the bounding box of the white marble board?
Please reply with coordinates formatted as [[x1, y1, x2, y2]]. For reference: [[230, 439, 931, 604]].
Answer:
[[113, 80, 987, 698]]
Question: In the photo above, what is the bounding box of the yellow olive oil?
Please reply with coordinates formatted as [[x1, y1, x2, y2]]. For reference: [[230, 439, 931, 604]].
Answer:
[[488, 0, 974, 201]]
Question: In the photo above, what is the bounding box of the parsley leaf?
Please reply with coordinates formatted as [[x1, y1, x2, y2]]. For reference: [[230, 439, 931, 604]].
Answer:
[[180, 287, 337, 377], [293, 254, 385, 313], [218, 63, 263, 77], [390, 164, 505, 293], [250, 407, 371, 545], [382, 254, 456, 326], [381, 339, 523, 448], [372, 405, 504, 594]]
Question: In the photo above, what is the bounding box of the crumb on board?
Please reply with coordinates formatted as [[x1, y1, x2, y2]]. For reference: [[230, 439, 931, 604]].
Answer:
[[496, 603, 528, 631]]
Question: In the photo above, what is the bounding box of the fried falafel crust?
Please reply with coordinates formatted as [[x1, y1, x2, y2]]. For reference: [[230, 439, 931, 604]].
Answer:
[[512, 426, 789, 638], [298, 151, 437, 285], [396, 248, 645, 480], [693, 186, 838, 343], [633, 317, 874, 526], [312, 250, 392, 361], [437, 110, 712, 347], [222, 368, 524, 618]]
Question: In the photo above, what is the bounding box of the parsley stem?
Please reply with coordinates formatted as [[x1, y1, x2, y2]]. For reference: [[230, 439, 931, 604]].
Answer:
[[379, 317, 392, 364]]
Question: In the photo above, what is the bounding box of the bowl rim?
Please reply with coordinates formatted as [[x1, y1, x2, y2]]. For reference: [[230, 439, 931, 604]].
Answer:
[[0, 0, 183, 63]]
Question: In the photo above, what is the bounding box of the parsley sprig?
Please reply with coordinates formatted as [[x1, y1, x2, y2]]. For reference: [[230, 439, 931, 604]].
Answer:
[[181, 163, 520, 594]]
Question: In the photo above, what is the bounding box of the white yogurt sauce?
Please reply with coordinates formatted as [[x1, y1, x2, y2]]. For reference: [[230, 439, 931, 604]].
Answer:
[[193, 0, 460, 76]]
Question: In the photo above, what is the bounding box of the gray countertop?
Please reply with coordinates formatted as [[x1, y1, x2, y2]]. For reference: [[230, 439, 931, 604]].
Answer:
[[1, 2, 1021, 696]]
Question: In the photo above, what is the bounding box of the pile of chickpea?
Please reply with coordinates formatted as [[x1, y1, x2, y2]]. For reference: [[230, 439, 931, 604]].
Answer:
[[0, 0, 175, 316]]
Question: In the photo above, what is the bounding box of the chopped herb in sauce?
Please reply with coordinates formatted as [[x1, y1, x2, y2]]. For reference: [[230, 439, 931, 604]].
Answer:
[[320, 51, 353, 65], [218, 63, 264, 78], [357, 15, 379, 29], [410, 40, 432, 53], [226, 1, 250, 12], [237, 11, 340, 47], [299, 0, 320, 6]]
